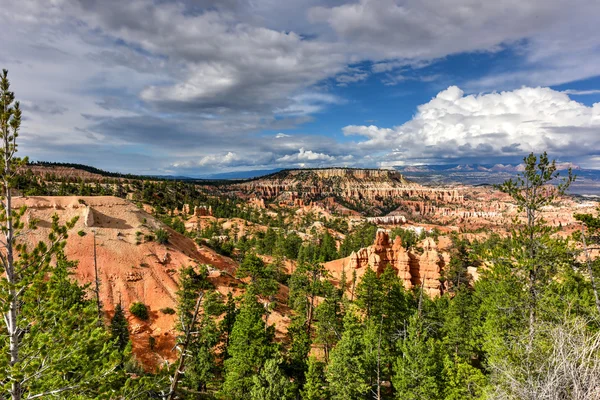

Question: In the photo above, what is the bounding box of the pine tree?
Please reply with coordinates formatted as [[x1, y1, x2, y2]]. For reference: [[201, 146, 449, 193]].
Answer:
[[222, 292, 276, 399], [171, 265, 219, 396], [496, 152, 573, 341], [442, 288, 481, 364], [220, 291, 238, 354], [318, 232, 338, 262], [444, 237, 474, 292], [574, 207, 600, 314], [326, 310, 369, 400], [238, 253, 278, 297], [393, 314, 444, 400], [302, 356, 329, 400], [356, 268, 382, 319], [110, 301, 130, 364], [2, 255, 128, 398], [442, 355, 486, 400], [184, 291, 221, 393], [441, 288, 486, 400], [250, 356, 294, 400], [314, 281, 344, 361], [0, 69, 109, 400], [286, 313, 311, 387]]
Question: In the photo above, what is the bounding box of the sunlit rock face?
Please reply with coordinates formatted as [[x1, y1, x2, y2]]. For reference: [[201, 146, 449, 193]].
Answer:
[[332, 230, 447, 297], [233, 168, 463, 204]]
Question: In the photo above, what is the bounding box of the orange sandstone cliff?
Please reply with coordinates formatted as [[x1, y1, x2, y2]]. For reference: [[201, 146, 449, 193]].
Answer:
[[325, 230, 451, 297]]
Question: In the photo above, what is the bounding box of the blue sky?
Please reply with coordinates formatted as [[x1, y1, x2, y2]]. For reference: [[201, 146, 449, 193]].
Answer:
[[1, 0, 600, 176]]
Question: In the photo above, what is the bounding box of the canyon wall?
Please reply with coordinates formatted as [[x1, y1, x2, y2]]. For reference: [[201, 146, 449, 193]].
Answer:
[[233, 168, 464, 204]]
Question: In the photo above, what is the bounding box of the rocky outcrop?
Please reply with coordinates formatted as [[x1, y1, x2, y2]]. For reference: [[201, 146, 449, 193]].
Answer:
[[366, 215, 407, 225], [232, 168, 466, 218], [83, 206, 94, 227], [416, 238, 444, 296], [234, 168, 459, 198], [193, 205, 212, 217], [341, 230, 447, 296]]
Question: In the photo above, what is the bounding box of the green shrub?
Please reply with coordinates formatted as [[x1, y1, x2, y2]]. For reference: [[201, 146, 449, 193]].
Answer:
[[155, 228, 169, 245], [160, 307, 176, 315], [77, 230, 86, 237], [129, 302, 149, 320]]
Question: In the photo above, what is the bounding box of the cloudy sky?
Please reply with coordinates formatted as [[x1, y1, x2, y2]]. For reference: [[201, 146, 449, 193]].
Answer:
[[2, 0, 600, 176]]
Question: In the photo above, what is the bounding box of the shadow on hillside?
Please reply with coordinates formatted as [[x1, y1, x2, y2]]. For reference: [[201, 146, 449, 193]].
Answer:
[[91, 209, 133, 230]]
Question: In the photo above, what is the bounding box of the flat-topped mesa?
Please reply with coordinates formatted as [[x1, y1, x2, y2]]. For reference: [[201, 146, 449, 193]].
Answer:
[[336, 230, 448, 297], [284, 168, 409, 180], [232, 167, 464, 204]]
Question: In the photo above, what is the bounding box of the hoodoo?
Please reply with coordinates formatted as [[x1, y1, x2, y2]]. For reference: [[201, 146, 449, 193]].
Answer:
[[326, 229, 452, 297]]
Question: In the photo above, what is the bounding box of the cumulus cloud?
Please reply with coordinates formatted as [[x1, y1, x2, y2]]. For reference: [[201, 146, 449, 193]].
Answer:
[[277, 148, 337, 163], [344, 86, 600, 166]]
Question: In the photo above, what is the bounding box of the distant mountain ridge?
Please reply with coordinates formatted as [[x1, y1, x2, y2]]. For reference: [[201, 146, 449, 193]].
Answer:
[[396, 162, 581, 173]]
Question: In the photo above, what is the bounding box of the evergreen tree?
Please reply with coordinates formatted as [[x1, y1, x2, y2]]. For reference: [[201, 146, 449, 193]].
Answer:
[[314, 281, 344, 361], [574, 206, 600, 314], [222, 292, 276, 399], [285, 313, 311, 387], [110, 300, 130, 367], [442, 288, 481, 365], [250, 356, 294, 400], [302, 356, 329, 400], [442, 355, 486, 400], [318, 232, 338, 262], [393, 314, 444, 400], [172, 265, 220, 395], [238, 253, 279, 297], [326, 310, 369, 400], [2, 255, 129, 398], [183, 291, 221, 393], [220, 291, 238, 353], [495, 152, 573, 340], [444, 238, 474, 292], [0, 70, 126, 400], [283, 232, 303, 260], [356, 268, 382, 319]]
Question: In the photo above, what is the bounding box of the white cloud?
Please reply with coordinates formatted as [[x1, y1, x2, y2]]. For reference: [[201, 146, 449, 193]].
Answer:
[[175, 151, 276, 169], [335, 68, 369, 86], [275, 92, 345, 115], [562, 89, 600, 96], [197, 152, 241, 167], [277, 148, 337, 163], [311, 0, 600, 88], [344, 86, 600, 166]]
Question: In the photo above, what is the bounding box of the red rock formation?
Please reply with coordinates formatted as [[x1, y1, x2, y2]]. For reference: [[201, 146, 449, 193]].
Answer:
[[366, 215, 407, 225], [232, 168, 464, 205], [416, 238, 444, 297], [193, 205, 212, 216], [328, 230, 447, 296]]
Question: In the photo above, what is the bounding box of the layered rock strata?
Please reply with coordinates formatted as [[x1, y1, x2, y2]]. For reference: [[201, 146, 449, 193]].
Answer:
[[328, 230, 447, 296], [233, 168, 463, 204]]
